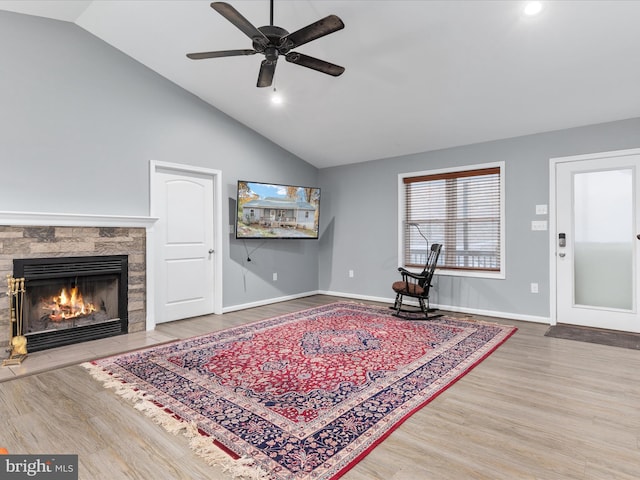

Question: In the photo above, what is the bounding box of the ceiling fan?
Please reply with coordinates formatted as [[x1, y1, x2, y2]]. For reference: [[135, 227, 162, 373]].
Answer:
[[187, 1, 345, 88]]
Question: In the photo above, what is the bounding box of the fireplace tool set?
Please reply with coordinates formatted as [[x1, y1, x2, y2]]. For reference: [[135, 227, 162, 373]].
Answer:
[[3, 274, 27, 366]]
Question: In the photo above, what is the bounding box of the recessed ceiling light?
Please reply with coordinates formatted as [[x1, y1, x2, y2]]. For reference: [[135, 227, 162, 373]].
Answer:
[[524, 1, 543, 16]]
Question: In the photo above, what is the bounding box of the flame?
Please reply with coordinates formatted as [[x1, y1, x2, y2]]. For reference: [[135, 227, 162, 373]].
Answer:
[[47, 286, 97, 321]]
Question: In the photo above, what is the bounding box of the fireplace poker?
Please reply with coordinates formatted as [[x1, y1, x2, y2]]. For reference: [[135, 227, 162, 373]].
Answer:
[[5, 274, 14, 350], [17, 278, 25, 341]]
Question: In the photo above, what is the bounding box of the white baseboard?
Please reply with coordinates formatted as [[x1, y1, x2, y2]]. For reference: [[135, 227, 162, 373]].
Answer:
[[430, 303, 550, 324], [222, 290, 321, 313], [318, 290, 393, 304], [223, 290, 551, 325], [318, 290, 551, 324]]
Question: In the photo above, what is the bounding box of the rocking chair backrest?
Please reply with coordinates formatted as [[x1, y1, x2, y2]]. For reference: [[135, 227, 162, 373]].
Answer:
[[419, 243, 442, 288]]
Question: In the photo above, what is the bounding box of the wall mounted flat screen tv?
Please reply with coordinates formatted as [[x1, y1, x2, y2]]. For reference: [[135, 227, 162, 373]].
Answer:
[[236, 180, 321, 239]]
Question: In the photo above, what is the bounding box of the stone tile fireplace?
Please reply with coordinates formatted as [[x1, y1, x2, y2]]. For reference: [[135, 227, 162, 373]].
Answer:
[[1, 220, 151, 352]]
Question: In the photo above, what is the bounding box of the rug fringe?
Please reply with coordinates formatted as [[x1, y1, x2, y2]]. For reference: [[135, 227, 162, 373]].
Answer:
[[81, 362, 271, 480]]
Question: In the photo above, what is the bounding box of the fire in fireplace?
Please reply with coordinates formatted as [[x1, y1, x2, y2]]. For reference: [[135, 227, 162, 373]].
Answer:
[[46, 285, 98, 321], [13, 255, 128, 352]]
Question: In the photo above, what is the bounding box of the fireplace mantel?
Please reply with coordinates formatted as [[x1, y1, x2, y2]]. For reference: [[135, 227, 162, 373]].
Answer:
[[0, 211, 157, 228], [0, 211, 158, 343]]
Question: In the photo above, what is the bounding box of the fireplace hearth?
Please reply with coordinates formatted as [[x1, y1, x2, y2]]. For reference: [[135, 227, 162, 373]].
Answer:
[[13, 255, 128, 352]]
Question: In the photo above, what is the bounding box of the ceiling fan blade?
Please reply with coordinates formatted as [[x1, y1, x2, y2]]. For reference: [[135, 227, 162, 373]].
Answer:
[[211, 2, 268, 46], [281, 15, 344, 51], [187, 49, 256, 60], [257, 59, 277, 88], [285, 52, 345, 77]]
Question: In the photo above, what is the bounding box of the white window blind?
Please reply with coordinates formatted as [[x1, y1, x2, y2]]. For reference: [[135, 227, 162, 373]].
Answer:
[[403, 166, 502, 272]]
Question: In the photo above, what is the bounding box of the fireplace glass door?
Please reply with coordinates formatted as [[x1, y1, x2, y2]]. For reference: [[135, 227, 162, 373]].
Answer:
[[24, 275, 120, 334]]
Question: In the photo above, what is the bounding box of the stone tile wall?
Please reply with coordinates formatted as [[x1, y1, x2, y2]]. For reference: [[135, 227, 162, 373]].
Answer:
[[0, 226, 146, 347]]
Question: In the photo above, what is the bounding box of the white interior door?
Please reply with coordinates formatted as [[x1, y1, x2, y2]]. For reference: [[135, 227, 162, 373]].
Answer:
[[554, 150, 640, 332], [152, 163, 221, 324]]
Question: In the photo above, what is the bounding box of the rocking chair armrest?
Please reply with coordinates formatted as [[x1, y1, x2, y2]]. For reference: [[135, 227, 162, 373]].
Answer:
[[397, 267, 427, 281]]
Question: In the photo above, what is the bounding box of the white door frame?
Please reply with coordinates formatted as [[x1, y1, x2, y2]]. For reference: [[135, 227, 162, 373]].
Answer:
[[549, 147, 640, 327], [149, 160, 223, 328]]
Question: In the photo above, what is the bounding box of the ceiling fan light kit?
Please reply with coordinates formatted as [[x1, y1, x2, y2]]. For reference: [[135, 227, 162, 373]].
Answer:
[[187, 1, 345, 88]]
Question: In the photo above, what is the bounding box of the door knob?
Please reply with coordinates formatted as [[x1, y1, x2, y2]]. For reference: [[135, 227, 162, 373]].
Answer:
[[208, 249, 214, 254], [559, 252, 565, 258]]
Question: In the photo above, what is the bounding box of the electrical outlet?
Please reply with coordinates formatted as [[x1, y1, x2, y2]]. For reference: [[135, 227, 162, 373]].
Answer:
[[531, 220, 548, 231], [349, 270, 354, 278], [530, 282, 539, 293], [273, 272, 278, 281]]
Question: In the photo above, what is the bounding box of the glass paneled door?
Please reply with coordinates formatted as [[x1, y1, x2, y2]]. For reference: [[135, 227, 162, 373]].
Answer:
[[555, 151, 640, 333]]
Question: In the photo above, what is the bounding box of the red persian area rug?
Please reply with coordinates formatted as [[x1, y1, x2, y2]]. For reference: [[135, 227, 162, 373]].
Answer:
[[83, 302, 516, 479]]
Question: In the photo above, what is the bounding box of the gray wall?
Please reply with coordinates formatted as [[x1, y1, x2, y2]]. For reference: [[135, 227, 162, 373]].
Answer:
[[3, 11, 638, 320], [319, 117, 640, 319], [0, 11, 319, 309]]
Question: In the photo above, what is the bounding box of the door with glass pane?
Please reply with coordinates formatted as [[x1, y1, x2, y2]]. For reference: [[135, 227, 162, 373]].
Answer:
[[555, 152, 640, 332]]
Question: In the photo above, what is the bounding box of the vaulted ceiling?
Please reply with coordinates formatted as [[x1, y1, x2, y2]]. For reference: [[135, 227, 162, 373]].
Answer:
[[2, 0, 639, 168]]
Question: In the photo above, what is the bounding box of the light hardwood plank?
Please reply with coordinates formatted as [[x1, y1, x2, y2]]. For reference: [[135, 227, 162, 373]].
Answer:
[[1, 295, 639, 479]]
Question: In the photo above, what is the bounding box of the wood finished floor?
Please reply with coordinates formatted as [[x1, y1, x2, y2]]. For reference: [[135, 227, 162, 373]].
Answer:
[[1, 295, 639, 479]]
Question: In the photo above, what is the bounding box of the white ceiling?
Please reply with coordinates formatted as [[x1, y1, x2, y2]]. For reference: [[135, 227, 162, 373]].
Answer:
[[2, 0, 640, 168]]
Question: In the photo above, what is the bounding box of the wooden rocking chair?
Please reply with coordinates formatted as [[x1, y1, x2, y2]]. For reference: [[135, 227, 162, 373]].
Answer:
[[391, 243, 442, 319]]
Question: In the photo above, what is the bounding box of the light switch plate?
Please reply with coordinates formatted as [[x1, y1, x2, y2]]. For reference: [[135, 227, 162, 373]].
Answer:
[[536, 204, 548, 215]]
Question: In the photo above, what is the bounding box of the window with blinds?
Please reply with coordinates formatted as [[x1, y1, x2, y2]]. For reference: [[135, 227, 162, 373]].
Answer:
[[401, 164, 504, 275]]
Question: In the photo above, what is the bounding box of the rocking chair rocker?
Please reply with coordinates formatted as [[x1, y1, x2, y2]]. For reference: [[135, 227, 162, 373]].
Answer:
[[391, 243, 442, 319]]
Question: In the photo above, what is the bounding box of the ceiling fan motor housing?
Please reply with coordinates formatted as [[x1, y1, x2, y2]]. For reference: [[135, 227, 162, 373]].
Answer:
[[254, 25, 290, 58]]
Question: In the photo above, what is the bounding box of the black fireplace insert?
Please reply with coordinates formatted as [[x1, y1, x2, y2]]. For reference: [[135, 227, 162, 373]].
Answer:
[[13, 255, 128, 352]]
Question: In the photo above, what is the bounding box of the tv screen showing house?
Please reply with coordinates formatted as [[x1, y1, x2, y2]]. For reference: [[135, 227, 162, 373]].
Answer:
[[236, 181, 321, 239]]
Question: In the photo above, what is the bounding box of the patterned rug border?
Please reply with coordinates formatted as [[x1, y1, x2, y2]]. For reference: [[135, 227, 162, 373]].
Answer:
[[83, 361, 269, 478], [83, 301, 517, 479]]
